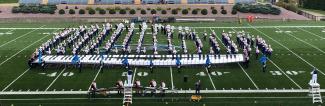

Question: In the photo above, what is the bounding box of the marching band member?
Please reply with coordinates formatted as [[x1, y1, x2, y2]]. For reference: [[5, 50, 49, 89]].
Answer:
[[89, 81, 98, 98], [114, 47, 118, 54], [134, 79, 142, 94], [149, 79, 157, 96], [310, 68, 318, 84], [256, 47, 260, 59], [160, 81, 166, 96], [127, 70, 133, 86], [90, 81, 98, 91], [150, 79, 157, 88], [195, 80, 201, 95], [116, 80, 124, 94]]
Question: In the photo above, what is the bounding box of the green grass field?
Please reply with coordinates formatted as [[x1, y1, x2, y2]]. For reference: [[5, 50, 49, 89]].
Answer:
[[0, 20, 325, 106], [0, 0, 18, 3]]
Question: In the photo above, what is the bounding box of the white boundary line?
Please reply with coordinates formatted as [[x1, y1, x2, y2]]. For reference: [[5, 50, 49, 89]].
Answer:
[[1, 89, 325, 95], [0, 26, 325, 30], [248, 24, 325, 76], [237, 63, 259, 89], [87, 68, 102, 91], [1, 68, 30, 92], [205, 68, 216, 90], [268, 59, 303, 89], [297, 27, 325, 39], [0, 96, 319, 101], [169, 66, 174, 90], [45, 68, 66, 91], [210, 28, 259, 89], [0, 25, 46, 48], [0, 29, 56, 67], [132, 67, 137, 84], [275, 27, 325, 54]]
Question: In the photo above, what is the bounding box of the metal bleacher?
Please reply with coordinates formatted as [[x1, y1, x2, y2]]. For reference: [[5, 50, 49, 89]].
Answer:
[[19, 0, 41, 4], [32, 54, 244, 66], [47, 0, 88, 4]]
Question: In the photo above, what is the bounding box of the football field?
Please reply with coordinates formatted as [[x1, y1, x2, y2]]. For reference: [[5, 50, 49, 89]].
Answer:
[[0, 20, 325, 106]]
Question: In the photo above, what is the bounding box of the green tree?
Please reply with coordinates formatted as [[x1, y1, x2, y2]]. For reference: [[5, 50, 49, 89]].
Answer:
[[161, 10, 167, 14], [172, 9, 178, 15], [59, 9, 65, 14], [182, 9, 188, 15], [129, 9, 136, 14], [79, 9, 85, 14], [69, 9, 75, 14], [119, 9, 126, 14], [151, 9, 157, 14], [141, 9, 146, 14], [88, 9, 96, 15], [201, 9, 208, 15]]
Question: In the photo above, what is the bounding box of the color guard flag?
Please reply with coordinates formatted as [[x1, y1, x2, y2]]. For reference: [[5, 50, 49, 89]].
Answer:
[[259, 55, 267, 64], [38, 49, 42, 64], [205, 55, 211, 66], [176, 56, 181, 66], [71, 54, 80, 64], [149, 56, 153, 67], [122, 56, 129, 65]]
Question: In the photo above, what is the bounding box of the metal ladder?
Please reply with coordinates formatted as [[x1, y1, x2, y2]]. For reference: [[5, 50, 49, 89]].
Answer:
[[123, 81, 133, 105], [309, 83, 322, 104]]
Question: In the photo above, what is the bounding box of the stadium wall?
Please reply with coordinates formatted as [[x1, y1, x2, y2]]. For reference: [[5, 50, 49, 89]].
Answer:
[[19, 0, 256, 5]]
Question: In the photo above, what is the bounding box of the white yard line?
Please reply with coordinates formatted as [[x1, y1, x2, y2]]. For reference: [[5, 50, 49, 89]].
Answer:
[[169, 67, 174, 90], [237, 63, 259, 89], [275, 27, 325, 54], [0, 25, 46, 48], [249, 24, 325, 76], [268, 59, 303, 89], [1, 68, 30, 92], [205, 68, 216, 90], [0, 29, 55, 67], [297, 27, 325, 39], [87, 68, 102, 91], [45, 68, 66, 91], [132, 67, 137, 84]]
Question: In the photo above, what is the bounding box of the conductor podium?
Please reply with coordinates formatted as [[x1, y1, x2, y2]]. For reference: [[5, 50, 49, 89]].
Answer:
[[309, 82, 322, 104]]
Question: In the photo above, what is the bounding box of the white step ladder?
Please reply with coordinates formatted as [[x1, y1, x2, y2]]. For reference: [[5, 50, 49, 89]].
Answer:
[[309, 82, 322, 104], [123, 80, 133, 105]]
